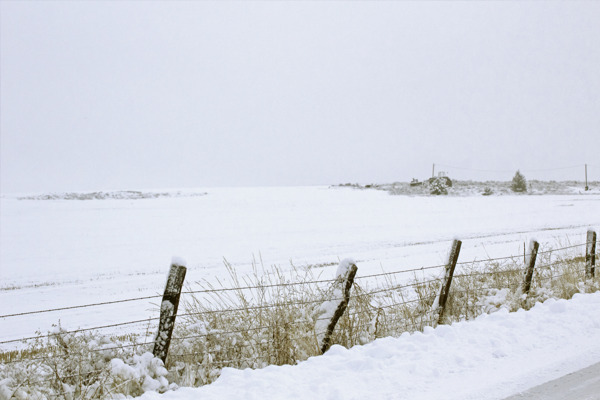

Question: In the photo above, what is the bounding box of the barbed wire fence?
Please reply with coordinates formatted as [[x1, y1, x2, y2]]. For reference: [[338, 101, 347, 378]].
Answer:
[[0, 230, 598, 396]]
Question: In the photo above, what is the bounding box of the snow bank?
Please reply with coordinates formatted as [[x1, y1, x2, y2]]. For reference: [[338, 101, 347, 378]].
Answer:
[[140, 292, 600, 400]]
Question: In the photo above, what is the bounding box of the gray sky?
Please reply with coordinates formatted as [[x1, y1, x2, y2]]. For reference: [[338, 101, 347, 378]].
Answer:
[[1, 1, 599, 193]]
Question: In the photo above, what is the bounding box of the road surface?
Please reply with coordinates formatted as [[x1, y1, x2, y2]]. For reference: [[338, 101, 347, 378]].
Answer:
[[504, 362, 600, 400]]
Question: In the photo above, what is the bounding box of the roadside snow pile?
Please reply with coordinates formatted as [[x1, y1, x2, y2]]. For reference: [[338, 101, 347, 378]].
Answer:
[[140, 292, 600, 400], [110, 353, 171, 394], [0, 329, 174, 399]]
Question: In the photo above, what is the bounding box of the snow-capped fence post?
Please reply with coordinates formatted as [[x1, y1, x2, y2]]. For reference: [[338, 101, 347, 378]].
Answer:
[[436, 239, 461, 325], [153, 258, 187, 363], [522, 240, 539, 295], [586, 230, 597, 279], [316, 259, 358, 354]]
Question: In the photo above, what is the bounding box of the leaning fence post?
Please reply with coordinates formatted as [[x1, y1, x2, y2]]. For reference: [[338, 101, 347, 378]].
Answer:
[[153, 258, 187, 363], [522, 240, 539, 295], [316, 259, 358, 354], [586, 230, 597, 279], [435, 239, 462, 325]]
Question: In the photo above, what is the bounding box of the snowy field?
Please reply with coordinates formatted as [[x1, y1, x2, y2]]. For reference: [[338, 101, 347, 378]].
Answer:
[[1, 186, 599, 348]]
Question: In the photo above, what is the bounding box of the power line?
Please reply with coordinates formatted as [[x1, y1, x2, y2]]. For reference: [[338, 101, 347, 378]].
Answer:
[[435, 163, 585, 174]]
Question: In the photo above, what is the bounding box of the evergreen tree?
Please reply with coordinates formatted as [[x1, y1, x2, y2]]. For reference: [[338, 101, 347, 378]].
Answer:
[[511, 170, 527, 192], [429, 177, 448, 195]]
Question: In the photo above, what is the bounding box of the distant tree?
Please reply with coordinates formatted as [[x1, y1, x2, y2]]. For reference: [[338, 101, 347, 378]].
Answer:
[[429, 177, 449, 195], [511, 170, 527, 193]]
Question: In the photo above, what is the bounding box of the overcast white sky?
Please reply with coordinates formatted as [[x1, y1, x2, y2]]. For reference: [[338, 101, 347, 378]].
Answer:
[[1, 1, 599, 193]]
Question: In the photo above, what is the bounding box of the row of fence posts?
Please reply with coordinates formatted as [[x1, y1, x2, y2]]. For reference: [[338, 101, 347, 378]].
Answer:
[[151, 230, 597, 363]]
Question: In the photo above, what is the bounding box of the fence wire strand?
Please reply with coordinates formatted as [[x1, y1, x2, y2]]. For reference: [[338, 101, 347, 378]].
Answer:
[[2, 237, 596, 369], [537, 242, 587, 255], [3, 340, 156, 365], [0, 318, 158, 346], [0, 295, 164, 319], [182, 277, 338, 296], [354, 263, 446, 280]]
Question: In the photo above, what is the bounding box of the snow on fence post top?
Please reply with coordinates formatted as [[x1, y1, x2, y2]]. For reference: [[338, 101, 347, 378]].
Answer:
[[171, 256, 187, 268], [336, 258, 356, 279], [524, 239, 538, 267]]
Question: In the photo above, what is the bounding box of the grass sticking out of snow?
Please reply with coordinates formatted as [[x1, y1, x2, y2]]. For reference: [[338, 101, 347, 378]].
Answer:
[[0, 327, 171, 399], [1, 248, 598, 398], [164, 249, 597, 388]]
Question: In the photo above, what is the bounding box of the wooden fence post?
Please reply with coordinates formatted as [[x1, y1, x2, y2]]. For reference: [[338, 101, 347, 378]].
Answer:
[[153, 259, 187, 363], [316, 259, 358, 354], [586, 230, 597, 279], [522, 240, 539, 295], [436, 239, 462, 325]]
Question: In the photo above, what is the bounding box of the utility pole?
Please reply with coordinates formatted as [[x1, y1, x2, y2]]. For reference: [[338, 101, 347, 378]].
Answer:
[[585, 164, 588, 191]]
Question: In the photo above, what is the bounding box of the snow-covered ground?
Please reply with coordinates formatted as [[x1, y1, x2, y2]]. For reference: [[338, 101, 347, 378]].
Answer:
[[1, 186, 599, 347], [138, 292, 600, 400]]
